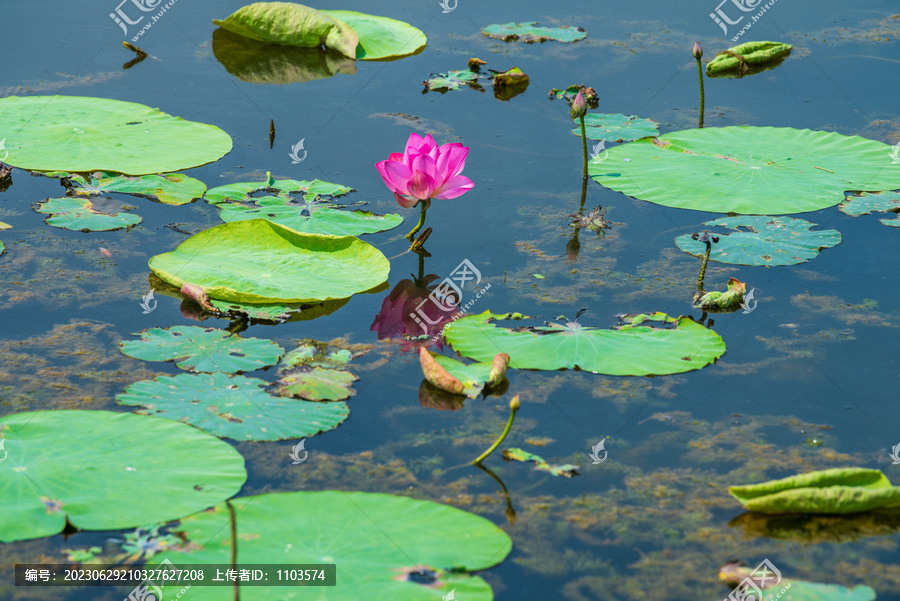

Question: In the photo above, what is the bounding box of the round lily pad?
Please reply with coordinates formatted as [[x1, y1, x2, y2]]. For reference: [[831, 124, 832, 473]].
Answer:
[[153, 490, 512, 601], [676, 216, 841, 266], [0, 410, 246, 542], [217, 195, 402, 237], [0, 96, 232, 175], [34, 197, 141, 232], [445, 311, 725, 376], [116, 372, 349, 441], [589, 127, 900, 214], [483, 22, 587, 43], [148, 219, 391, 304], [321, 10, 427, 60], [572, 113, 659, 142], [119, 326, 284, 373]]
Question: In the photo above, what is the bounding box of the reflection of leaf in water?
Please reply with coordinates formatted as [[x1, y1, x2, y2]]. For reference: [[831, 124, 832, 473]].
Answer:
[[729, 509, 900, 544], [212, 28, 356, 85]]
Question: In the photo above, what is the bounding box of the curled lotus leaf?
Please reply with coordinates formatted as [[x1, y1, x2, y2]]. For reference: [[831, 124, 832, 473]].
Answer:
[[419, 348, 510, 398], [706, 41, 793, 76]]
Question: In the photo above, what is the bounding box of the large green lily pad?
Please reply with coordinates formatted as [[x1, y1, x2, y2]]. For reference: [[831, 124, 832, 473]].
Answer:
[[676, 216, 841, 266], [482, 22, 587, 43], [34, 197, 141, 232], [152, 490, 511, 600], [706, 41, 793, 76], [321, 10, 427, 60], [66, 171, 206, 206], [117, 372, 349, 441], [572, 113, 659, 142], [729, 468, 900, 514], [0, 96, 232, 175], [148, 219, 390, 303], [589, 127, 900, 214], [445, 311, 725, 376], [213, 2, 359, 59], [119, 326, 284, 373], [0, 410, 246, 542], [205, 173, 352, 203], [217, 195, 402, 236]]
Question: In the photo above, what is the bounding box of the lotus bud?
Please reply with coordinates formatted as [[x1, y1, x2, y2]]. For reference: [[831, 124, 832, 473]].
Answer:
[[571, 89, 587, 119], [509, 394, 521, 412], [692, 41, 703, 60]]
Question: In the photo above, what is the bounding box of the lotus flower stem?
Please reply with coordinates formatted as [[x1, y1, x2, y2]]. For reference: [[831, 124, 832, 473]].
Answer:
[[473, 394, 520, 465], [695, 52, 705, 128], [697, 239, 712, 294], [579, 114, 588, 181], [405, 203, 428, 241]]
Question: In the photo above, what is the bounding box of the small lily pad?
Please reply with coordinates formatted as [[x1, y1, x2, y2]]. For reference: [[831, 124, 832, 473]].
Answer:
[[320, 10, 427, 60], [281, 343, 358, 369], [572, 113, 659, 142], [119, 326, 284, 374], [33, 197, 141, 232], [419, 348, 509, 398], [502, 448, 579, 477], [706, 41, 793, 76], [483, 22, 586, 43], [840, 190, 900, 228], [424, 69, 480, 92], [676, 216, 841, 266], [694, 277, 747, 310], [66, 171, 206, 206], [117, 372, 349, 441], [273, 366, 358, 401], [205, 173, 353, 204], [729, 467, 900, 514]]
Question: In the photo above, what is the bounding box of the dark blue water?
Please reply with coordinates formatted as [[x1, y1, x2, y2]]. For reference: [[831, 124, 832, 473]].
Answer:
[[1, 0, 899, 599]]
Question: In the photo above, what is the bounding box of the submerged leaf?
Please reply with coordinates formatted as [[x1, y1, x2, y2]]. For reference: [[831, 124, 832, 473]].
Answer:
[[573, 113, 659, 142], [676, 216, 841, 266], [729, 467, 900, 514], [0, 95, 232, 175], [503, 448, 579, 477], [213, 2, 358, 58], [483, 22, 587, 43], [34, 197, 141, 232]]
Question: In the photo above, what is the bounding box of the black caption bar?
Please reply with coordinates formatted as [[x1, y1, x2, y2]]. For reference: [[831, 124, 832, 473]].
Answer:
[[15, 564, 336, 586]]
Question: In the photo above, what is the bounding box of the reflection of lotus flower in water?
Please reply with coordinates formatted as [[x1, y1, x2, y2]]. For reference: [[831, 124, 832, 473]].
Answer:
[[370, 276, 456, 351]]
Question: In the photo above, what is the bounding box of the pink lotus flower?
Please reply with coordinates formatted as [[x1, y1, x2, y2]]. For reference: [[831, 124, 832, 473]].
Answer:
[[376, 133, 474, 211]]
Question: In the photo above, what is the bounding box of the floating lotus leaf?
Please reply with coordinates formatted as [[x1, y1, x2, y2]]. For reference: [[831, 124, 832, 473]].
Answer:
[[152, 490, 511, 601], [213, 2, 358, 59], [281, 342, 358, 369], [117, 372, 349, 441], [482, 22, 587, 43], [205, 173, 352, 203], [217, 195, 402, 236], [148, 219, 390, 303], [676, 216, 842, 266], [273, 366, 358, 401], [589, 127, 900, 214], [502, 448, 579, 478], [720, 563, 875, 601], [840, 191, 900, 227], [572, 113, 659, 142], [119, 326, 284, 373], [0, 410, 246, 542], [212, 28, 357, 84], [34, 197, 141, 232], [695, 277, 747, 310], [424, 69, 480, 92], [729, 468, 900, 514], [706, 41, 793, 76], [0, 95, 232, 175], [321, 10, 427, 60], [419, 348, 509, 398], [66, 171, 206, 206], [445, 311, 724, 376]]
